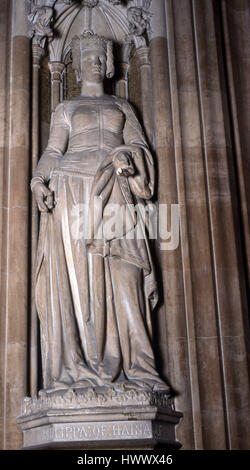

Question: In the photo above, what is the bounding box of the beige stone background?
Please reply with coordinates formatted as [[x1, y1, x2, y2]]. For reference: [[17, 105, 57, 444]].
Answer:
[[0, 0, 249, 450]]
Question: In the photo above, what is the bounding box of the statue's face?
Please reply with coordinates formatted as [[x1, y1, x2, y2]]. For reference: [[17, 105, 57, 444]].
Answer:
[[81, 49, 107, 83]]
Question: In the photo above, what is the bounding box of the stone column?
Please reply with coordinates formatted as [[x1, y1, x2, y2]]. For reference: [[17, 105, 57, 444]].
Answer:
[[0, 0, 31, 449], [30, 44, 44, 399], [49, 61, 65, 112], [134, 46, 154, 145], [115, 62, 129, 100]]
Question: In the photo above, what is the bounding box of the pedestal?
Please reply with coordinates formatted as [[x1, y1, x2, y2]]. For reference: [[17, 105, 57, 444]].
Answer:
[[17, 388, 183, 450]]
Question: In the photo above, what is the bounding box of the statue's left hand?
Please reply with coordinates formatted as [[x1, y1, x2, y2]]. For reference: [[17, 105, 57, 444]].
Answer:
[[112, 147, 135, 177]]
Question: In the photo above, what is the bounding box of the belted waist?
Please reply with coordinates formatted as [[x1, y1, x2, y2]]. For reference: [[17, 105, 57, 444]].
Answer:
[[68, 129, 123, 152], [52, 168, 96, 178], [58, 148, 109, 174]]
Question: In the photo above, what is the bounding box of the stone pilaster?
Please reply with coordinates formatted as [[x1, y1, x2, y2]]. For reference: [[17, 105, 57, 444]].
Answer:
[[134, 46, 154, 146], [0, 0, 31, 450], [30, 43, 44, 400]]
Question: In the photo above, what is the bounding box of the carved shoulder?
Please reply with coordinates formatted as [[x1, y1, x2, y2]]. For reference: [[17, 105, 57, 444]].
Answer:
[[112, 96, 136, 117], [51, 101, 71, 130]]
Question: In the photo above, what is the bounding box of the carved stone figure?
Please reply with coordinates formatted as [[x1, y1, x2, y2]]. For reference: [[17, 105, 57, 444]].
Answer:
[[28, 6, 54, 48], [127, 6, 152, 37], [31, 33, 168, 394]]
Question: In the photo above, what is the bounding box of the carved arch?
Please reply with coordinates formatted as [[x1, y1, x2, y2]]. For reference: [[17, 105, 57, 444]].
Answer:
[[48, 1, 132, 63]]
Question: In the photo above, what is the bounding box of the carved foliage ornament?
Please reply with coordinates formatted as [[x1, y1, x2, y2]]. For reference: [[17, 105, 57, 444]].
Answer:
[[21, 388, 174, 416]]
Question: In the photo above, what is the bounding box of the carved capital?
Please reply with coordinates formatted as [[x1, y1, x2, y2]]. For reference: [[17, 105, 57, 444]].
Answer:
[[119, 61, 129, 78], [116, 61, 129, 81], [134, 46, 150, 68], [49, 61, 65, 82]]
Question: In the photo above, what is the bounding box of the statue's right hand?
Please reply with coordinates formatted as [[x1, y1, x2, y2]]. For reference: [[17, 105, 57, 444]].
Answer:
[[32, 182, 54, 212]]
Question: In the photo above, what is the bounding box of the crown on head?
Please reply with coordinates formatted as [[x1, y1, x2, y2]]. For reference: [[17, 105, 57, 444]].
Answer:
[[80, 32, 108, 54]]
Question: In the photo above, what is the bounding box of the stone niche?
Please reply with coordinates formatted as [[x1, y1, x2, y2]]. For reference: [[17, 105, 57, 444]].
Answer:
[[16, 0, 183, 451]]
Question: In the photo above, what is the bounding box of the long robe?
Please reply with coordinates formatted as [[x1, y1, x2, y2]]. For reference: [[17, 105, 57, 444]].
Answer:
[[32, 95, 167, 391]]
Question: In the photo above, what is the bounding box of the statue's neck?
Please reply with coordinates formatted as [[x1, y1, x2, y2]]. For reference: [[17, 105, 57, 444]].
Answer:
[[81, 80, 105, 98]]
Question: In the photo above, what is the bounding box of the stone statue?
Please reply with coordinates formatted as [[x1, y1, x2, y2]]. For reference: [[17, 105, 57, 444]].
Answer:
[[31, 32, 168, 394]]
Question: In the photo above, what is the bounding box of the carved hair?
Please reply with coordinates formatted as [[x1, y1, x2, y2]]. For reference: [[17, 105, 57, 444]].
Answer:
[[71, 33, 115, 83]]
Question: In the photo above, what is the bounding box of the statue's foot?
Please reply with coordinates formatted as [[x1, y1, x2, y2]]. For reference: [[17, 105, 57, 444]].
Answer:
[[40, 382, 70, 395], [116, 381, 153, 391], [40, 378, 103, 395], [71, 379, 100, 389], [152, 383, 171, 393], [119, 380, 170, 393]]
